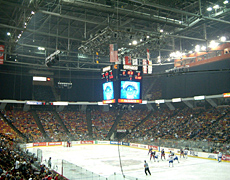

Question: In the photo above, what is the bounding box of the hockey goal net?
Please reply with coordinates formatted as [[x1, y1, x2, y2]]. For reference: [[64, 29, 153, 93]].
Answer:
[[63, 141, 72, 147]]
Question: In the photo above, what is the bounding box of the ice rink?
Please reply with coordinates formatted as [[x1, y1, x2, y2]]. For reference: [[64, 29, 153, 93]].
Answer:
[[28, 145, 230, 180]]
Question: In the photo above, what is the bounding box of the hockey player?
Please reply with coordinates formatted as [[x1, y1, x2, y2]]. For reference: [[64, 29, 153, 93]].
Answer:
[[154, 153, 160, 162], [150, 151, 156, 161], [148, 147, 153, 155], [168, 155, 174, 167], [184, 149, 188, 159], [180, 148, 184, 158], [174, 155, 180, 163], [161, 148, 165, 160], [169, 151, 174, 156], [218, 151, 222, 163]]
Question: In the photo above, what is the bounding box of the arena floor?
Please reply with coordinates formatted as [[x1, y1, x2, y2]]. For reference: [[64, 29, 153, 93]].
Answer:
[[28, 145, 230, 180]]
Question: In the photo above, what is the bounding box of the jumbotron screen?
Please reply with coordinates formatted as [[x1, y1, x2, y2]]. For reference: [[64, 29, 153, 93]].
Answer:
[[102, 81, 115, 104], [118, 80, 142, 103]]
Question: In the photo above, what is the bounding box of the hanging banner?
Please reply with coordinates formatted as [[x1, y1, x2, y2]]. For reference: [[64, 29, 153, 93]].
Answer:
[[110, 44, 118, 62], [148, 60, 152, 74], [124, 56, 132, 65], [132, 58, 138, 65], [0, 45, 4, 65], [143, 59, 147, 74], [147, 48, 152, 74], [147, 49, 150, 61]]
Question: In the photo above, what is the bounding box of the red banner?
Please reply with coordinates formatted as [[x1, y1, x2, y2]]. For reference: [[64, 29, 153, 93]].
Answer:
[[142, 59, 147, 74], [81, 140, 94, 144], [48, 142, 62, 146], [33, 142, 46, 147], [148, 145, 158, 151], [147, 49, 150, 61], [0, 45, 4, 65], [124, 56, 132, 65], [118, 99, 142, 103], [222, 154, 230, 161]]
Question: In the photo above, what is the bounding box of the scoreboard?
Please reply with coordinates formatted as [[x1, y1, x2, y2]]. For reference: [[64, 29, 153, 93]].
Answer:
[[119, 65, 142, 80], [101, 64, 142, 104], [101, 64, 142, 81]]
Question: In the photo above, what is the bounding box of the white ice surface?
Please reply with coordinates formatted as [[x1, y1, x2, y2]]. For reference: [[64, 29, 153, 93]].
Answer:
[[28, 145, 230, 180]]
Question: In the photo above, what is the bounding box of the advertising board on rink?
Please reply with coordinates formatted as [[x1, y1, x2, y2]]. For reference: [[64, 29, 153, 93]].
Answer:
[[122, 142, 130, 146], [72, 141, 81, 145], [48, 142, 62, 146], [110, 141, 121, 145], [148, 145, 158, 151], [33, 142, 46, 147], [80, 140, 94, 144], [95, 141, 110, 144], [139, 145, 148, 149], [130, 143, 138, 147], [222, 155, 230, 161]]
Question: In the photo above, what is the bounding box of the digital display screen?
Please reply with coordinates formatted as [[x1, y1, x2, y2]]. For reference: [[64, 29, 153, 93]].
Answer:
[[120, 81, 141, 99], [103, 81, 114, 100]]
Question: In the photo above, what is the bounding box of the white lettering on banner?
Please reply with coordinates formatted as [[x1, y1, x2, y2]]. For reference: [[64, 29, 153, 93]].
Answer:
[[123, 65, 138, 70], [103, 66, 111, 72]]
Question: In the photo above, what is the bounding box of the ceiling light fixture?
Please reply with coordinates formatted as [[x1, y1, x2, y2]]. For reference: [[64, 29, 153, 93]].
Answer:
[[207, 7, 212, 11], [213, 5, 220, 9], [132, 40, 137, 45], [209, 40, 219, 48], [195, 45, 200, 52], [220, 36, 226, 42]]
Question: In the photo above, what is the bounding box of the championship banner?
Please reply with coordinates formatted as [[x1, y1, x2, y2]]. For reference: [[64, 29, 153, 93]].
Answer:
[[124, 56, 132, 65], [0, 45, 4, 65], [147, 49, 150, 61], [148, 60, 152, 74], [132, 58, 138, 65], [147, 49, 152, 74], [110, 44, 118, 62], [143, 59, 147, 74]]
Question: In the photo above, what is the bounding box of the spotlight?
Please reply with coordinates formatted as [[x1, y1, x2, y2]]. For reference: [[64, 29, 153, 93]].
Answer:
[[213, 5, 220, 9], [38, 47, 45, 50], [207, 7, 212, 11], [132, 40, 137, 45], [220, 36, 226, 42], [209, 40, 219, 48], [195, 45, 200, 52], [201, 46, 206, 51]]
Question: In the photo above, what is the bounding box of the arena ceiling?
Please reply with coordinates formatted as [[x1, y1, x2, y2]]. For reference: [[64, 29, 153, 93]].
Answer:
[[0, 0, 230, 75]]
